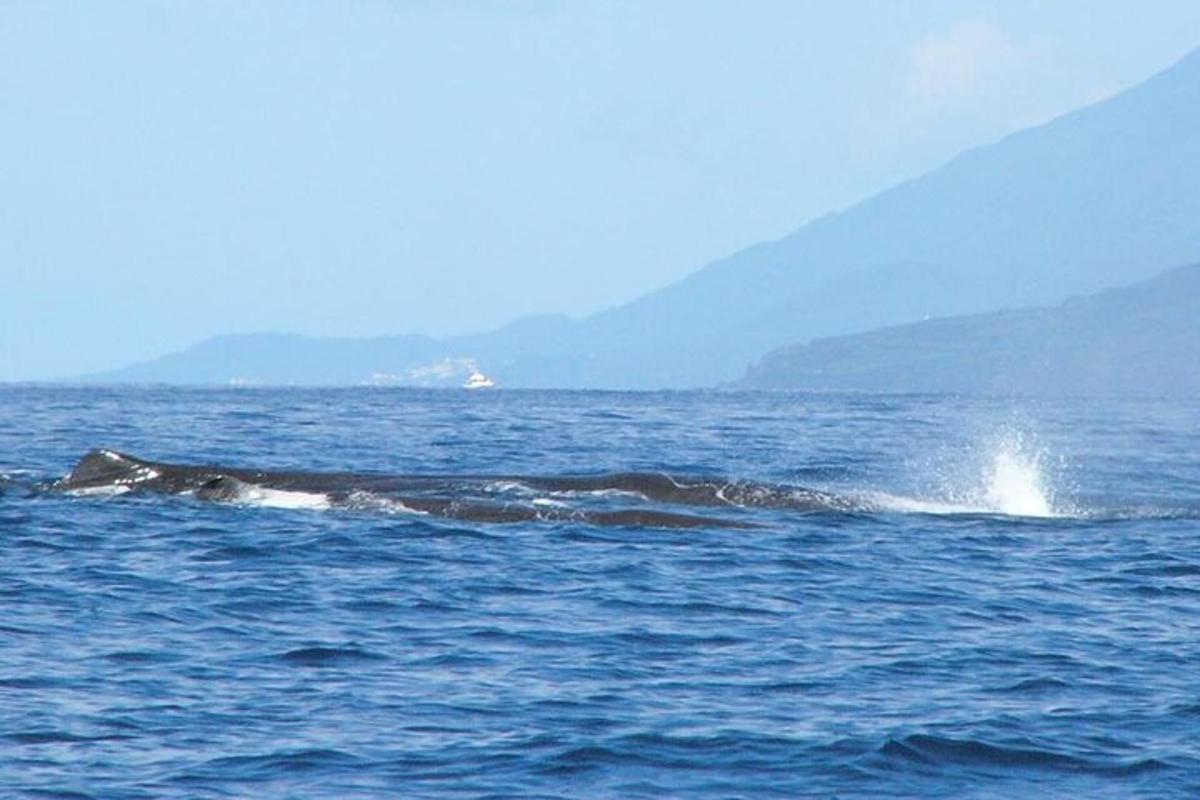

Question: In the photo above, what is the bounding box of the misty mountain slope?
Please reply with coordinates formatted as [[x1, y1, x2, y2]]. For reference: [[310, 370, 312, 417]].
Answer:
[[93, 47, 1200, 388], [555, 46, 1200, 387], [738, 263, 1200, 396]]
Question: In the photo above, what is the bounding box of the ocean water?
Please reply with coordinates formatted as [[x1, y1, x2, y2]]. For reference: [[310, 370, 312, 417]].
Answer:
[[1, 385, 1199, 799]]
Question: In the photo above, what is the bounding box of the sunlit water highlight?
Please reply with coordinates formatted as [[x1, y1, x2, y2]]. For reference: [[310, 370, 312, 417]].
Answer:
[[2, 386, 1199, 799]]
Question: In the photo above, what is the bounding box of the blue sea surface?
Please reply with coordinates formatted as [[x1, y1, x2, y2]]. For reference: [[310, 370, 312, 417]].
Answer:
[[1, 386, 1198, 798]]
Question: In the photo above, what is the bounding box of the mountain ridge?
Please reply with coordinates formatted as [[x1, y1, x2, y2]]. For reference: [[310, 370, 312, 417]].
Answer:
[[737, 262, 1200, 397]]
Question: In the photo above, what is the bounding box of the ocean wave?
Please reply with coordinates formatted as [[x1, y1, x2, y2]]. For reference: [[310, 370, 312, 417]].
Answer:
[[277, 645, 387, 668], [880, 734, 1168, 776], [177, 748, 364, 782]]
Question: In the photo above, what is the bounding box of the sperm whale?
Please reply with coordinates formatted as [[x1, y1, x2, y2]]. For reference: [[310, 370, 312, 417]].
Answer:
[[54, 449, 852, 528]]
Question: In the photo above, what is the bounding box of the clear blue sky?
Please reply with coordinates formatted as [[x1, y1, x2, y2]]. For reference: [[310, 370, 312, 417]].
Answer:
[[3, 1, 1199, 379]]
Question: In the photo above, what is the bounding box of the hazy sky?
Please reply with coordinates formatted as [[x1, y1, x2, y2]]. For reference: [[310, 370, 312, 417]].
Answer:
[[3, 1, 1200, 379]]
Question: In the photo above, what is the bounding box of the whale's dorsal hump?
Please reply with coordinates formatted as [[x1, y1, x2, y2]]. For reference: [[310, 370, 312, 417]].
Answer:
[[62, 449, 151, 488]]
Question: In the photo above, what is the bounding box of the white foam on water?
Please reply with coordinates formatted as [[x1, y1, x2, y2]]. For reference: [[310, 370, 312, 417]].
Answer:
[[484, 481, 647, 502], [68, 485, 133, 497], [1, 468, 37, 479], [483, 480, 532, 495], [559, 488, 648, 500], [234, 485, 331, 511], [532, 497, 569, 508], [344, 490, 427, 516]]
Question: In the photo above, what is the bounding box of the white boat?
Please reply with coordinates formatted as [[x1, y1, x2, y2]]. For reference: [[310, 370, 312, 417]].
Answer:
[[463, 370, 495, 390]]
